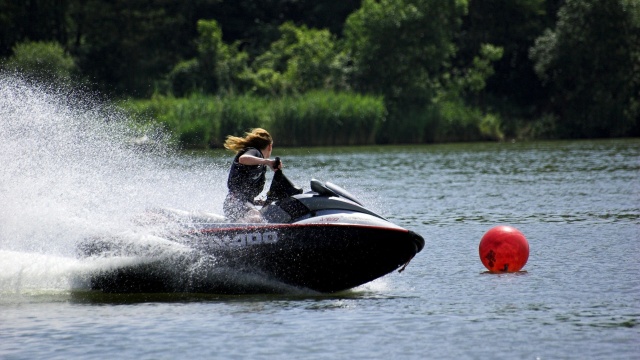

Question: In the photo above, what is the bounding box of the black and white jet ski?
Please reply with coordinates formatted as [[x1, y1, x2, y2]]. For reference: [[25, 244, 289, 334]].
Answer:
[[80, 158, 425, 294]]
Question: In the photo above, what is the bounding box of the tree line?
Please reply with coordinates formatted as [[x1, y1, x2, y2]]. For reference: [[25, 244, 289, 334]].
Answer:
[[1, 0, 638, 145]]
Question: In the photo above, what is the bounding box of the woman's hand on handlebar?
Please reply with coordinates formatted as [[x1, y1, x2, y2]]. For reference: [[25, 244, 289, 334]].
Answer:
[[266, 158, 282, 171]]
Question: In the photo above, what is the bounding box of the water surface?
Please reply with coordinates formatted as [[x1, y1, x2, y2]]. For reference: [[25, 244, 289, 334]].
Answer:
[[0, 77, 638, 359]]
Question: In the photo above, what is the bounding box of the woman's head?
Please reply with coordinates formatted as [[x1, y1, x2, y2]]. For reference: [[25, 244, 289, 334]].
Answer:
[[224, 128, 273, 153]]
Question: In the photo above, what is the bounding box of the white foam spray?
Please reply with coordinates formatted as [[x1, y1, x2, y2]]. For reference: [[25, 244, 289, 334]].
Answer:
[[0, 73, 228, 295]]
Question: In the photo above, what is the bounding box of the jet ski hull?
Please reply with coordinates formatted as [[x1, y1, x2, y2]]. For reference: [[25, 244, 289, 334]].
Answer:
[[194, 223, 424, 292], [85, 223, 424, 294]]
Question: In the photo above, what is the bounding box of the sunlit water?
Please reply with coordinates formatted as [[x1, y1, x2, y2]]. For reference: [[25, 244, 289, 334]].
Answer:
[[1, 75, 638, 359]]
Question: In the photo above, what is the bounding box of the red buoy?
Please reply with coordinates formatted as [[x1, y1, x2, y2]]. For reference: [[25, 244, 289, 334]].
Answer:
[[479, 225, 529, 272]]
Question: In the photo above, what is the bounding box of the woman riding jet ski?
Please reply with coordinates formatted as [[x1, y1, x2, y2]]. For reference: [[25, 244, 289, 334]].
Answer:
[[222, 128, 281, 223]]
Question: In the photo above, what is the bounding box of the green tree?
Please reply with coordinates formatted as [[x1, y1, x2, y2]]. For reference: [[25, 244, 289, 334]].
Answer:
[[195, 19, 248, 95], [69, 0, 220, 97], [456, 0, 550, 115], [0, 0, 71, 57], [530, 0, 640, 137], [445, 43, 504, 99], [344, 0, 468, 108], [203, 0, 360, 57], [245, 22, 341, 95], [167, 19, 248, 96], [3, 41, 76, 83]]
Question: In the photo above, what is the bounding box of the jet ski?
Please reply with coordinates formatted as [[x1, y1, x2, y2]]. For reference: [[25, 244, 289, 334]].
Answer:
[[80, 158, 425, 294]]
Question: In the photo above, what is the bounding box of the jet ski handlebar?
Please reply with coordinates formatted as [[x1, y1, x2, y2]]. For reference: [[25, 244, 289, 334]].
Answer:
[[264, 157, 302, 205]]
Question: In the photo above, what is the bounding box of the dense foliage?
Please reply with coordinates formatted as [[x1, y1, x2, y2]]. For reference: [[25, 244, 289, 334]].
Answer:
[[1, 0, 638, 147], [529, 0, 640, 138]]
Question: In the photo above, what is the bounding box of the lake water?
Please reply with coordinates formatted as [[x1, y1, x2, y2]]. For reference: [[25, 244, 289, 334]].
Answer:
[[1, 76, 639, 359]]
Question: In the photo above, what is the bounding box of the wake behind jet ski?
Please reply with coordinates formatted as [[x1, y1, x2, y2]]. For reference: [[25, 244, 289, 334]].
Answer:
[[81, 159, 425, 294]]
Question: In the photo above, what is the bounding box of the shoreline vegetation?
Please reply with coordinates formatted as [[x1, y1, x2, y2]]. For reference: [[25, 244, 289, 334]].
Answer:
[[2, 0, 639, 148], [121, 92, 532, 149]]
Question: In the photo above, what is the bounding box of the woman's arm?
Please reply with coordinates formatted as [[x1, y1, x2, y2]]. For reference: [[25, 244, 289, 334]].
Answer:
[[238, 154, 281, 170]]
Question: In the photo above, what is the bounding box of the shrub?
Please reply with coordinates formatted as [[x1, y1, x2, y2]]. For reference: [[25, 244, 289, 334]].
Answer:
[[121, 94, 222, 149], [433, 99, 503, 142], [3, 41, 77, 83]]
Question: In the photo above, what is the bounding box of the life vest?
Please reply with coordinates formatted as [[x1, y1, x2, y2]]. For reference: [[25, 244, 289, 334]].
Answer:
[[226, 147, 267, 202]]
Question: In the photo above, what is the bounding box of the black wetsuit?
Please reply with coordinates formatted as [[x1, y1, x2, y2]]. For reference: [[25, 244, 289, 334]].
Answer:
[[223, 147, 267, 220]]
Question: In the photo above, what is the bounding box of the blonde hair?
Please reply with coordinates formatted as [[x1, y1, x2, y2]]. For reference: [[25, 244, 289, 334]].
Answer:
[[224, 128, 273, 153]]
